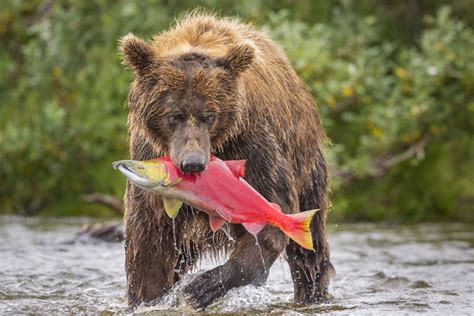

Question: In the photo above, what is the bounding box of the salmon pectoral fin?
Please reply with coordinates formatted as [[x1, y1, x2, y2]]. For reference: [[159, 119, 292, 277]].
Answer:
[[225, 160, 246, 178], [270, 202, 281, 211], [242, 222, 265, 236], [209, 215, 226, 232], [164, 176, 182, 187], [163, 198, 183, 218]]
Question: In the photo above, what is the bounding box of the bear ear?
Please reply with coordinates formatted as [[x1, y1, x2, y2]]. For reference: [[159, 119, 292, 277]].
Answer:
[[216, 44, 255, 76], [119, 33, 155, 75]]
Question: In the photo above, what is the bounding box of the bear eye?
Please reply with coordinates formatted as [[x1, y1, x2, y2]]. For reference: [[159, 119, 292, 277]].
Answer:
[[168, 113, 184, 124], [204, 114, 216, 124]]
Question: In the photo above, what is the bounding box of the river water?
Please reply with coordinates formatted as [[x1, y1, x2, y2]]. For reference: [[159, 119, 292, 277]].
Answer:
[[0, 216, 473, 314]]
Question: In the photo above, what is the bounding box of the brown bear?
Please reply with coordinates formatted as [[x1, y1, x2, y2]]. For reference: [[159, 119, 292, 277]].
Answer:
[[119, 13, 334, 309]]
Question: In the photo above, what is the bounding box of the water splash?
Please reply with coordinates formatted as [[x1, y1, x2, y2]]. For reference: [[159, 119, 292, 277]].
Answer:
[[253, 234, 268, 275], [1, 217, 473, 314], [211, 233, 226, 292], [208, 284, 275, 312], [135, 272, 197, 312], [279, 256, 287, 284], [220, 222, 235, 242], [172, 217, 179, 252]]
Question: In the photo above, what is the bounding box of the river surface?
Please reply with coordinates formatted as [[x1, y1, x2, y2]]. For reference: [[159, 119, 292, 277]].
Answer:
[[0, 216, 473, 314]]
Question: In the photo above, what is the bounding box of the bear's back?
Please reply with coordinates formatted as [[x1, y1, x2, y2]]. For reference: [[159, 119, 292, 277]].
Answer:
[[150, 14, 287, 67]]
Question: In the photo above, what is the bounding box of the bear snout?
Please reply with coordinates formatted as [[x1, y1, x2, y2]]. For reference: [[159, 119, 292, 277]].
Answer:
[[180, 152, 207, 173]]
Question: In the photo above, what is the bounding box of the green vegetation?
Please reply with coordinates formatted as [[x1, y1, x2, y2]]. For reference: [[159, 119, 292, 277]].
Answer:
[[1, 1, 473, 221]]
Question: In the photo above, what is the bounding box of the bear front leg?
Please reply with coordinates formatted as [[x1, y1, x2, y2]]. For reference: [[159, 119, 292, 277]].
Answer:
[[125, 187, 180, 308], [285, 209, 335, 304], [183, 226, 288, 309]]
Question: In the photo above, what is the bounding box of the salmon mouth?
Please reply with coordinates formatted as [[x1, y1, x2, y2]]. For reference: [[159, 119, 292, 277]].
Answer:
[[112, 160, 164, 188]]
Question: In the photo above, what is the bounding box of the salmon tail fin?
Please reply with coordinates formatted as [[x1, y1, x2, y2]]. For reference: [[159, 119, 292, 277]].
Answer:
[[281, 209, 318, 251]]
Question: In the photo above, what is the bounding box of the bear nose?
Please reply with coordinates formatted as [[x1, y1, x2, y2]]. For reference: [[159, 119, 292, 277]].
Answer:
[[180, 154, 206, 173]]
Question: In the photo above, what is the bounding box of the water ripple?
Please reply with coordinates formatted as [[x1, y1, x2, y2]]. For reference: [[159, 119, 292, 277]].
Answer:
[[0, 217, 473, 314]]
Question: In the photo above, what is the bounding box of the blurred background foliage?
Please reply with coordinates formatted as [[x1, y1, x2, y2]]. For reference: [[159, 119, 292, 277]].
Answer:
[[1, 0, 473, 222]]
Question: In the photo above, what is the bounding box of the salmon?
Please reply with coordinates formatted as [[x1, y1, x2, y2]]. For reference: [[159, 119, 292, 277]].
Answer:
[[113, 156, 317, 250]]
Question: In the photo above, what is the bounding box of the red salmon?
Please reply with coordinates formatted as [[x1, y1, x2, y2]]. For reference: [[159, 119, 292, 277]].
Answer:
[[113, 156, 317, 250]]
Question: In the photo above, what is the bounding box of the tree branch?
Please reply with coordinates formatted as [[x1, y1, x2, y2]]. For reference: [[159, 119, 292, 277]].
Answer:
[[80, 193, 124, 216], [370, 135, 431, 176], [335, 135, 432, 186]]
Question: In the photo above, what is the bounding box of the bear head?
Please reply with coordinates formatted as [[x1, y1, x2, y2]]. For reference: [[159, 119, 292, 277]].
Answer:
[[120, 33, 254, 173]]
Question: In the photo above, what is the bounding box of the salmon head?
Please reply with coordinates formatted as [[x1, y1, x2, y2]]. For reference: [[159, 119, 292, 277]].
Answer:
[[112, 159, 181, 191], [113, 158, 186, 218]]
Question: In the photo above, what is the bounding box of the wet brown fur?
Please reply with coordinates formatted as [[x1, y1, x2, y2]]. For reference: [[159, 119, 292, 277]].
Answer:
[[121, 12, 334, 309]]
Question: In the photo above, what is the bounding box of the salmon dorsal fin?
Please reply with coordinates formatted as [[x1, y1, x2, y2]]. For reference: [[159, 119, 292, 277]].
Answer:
[[270, 202, 281, 211], [225, 160, 246, 178], [242, 222, 265, 235], [215, 208, 232, 222], [163, 198, 182, 218], [209, 215, 226, 232]]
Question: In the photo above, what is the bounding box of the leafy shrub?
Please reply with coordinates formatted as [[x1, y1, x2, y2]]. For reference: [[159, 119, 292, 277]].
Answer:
[[267, 7, 473, 221], [1, 2, 472, 220]]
